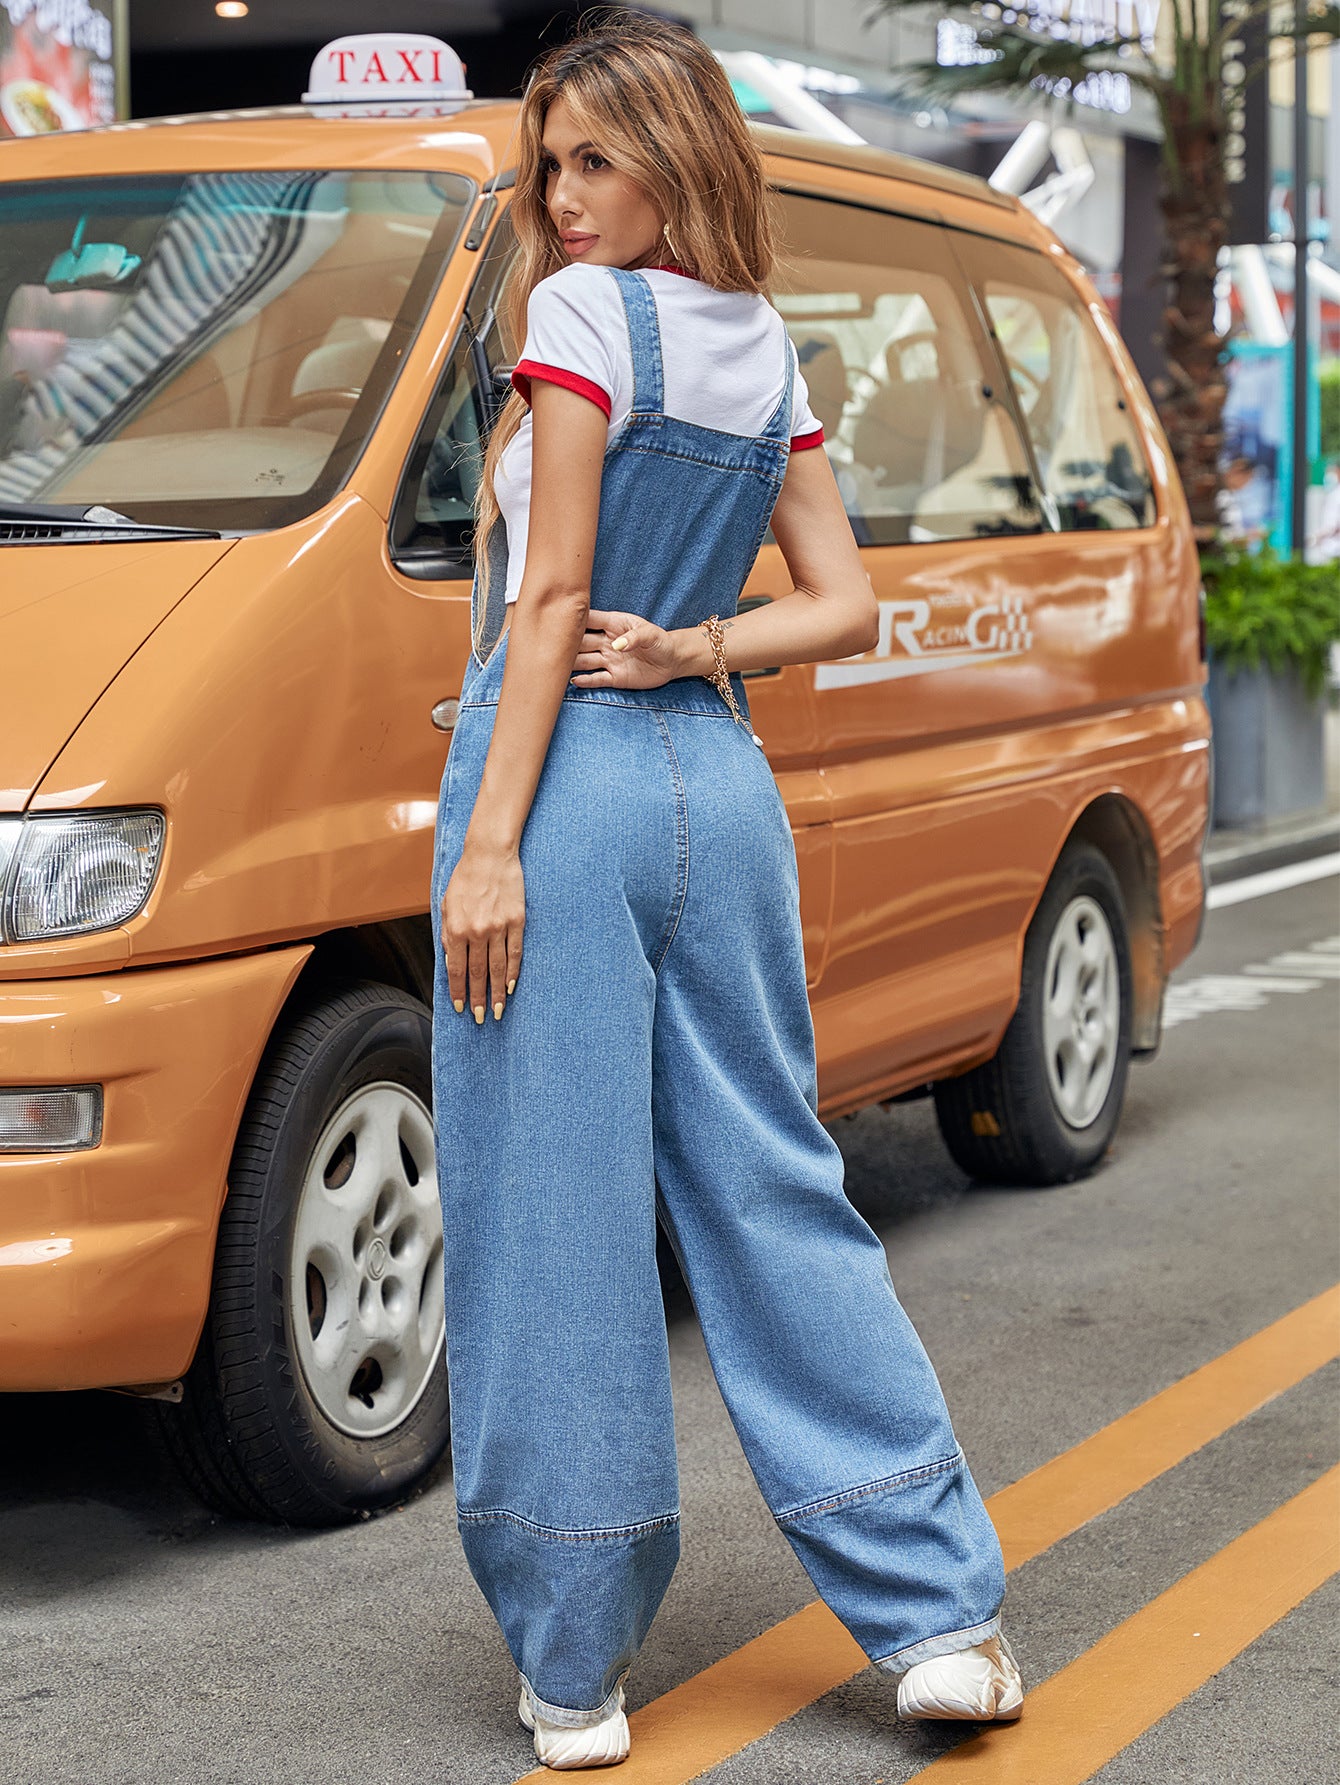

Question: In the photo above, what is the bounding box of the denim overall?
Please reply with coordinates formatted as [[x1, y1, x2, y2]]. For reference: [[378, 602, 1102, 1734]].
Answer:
[[430, 269, 1004, 1728]]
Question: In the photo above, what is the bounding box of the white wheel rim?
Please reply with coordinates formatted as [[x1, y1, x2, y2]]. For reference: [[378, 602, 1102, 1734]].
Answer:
[[289, 1081, 444, 1439], [1041, 894, 1121, 1130]]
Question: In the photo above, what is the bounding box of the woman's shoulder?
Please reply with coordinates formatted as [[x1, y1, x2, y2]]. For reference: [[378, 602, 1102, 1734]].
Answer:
[[527, 261, 627, 323]]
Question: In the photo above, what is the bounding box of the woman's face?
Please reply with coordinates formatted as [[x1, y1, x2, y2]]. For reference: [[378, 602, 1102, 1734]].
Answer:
[[540, 93, 664, 270]]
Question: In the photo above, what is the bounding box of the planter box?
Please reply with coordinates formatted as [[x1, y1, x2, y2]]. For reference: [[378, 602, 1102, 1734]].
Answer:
[[1207, 656, 1328, 830]]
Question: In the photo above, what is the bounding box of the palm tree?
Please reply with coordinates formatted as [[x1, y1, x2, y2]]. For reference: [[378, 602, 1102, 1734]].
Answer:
[[871, 0, 1340, 541]]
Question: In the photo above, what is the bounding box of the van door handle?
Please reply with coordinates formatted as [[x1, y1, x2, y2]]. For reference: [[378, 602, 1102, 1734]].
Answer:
[[737, 594, 782, 679]]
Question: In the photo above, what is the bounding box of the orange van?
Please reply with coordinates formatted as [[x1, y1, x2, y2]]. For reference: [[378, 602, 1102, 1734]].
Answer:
[[0, 48, 1209, 1523]]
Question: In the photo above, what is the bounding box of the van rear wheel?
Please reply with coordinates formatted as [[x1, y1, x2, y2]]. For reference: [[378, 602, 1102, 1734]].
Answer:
[[156, 980, 450, 1526], [933, 842, 1133, 1186]]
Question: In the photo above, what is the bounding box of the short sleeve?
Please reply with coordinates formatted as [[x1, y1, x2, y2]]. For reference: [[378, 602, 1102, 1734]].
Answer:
[[788, 338, 825, 451], [510, 266, 619, 419]]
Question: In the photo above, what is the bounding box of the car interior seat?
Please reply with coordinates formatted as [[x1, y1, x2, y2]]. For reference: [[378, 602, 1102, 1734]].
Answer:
[[850, 328, 984, 536], [288, 316, 392, 433]]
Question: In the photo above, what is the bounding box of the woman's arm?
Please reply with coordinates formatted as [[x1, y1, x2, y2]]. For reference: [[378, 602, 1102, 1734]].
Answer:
[[571, 446, 878, 686], [440, 379, 606, 1025]]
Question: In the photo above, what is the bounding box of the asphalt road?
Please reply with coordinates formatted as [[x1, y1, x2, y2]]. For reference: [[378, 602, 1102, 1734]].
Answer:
[[2, 870, 1336, 1785]]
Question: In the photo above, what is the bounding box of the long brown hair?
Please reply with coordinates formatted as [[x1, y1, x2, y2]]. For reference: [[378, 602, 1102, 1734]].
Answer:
[[472, 9, 778, 636]]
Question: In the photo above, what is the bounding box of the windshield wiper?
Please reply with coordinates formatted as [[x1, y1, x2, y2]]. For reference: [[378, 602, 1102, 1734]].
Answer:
[[0, 501, 221, 539]]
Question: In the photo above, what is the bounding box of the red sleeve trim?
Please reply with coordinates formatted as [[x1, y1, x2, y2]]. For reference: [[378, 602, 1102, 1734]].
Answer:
[[511, 359, 612, 419], [790, 426, 825, 451]]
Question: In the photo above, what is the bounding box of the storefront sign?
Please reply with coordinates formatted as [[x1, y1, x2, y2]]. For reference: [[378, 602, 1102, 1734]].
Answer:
[[937, 0, 1159, 117], [0, 0, 117, 136], [1219, 0, 1270, 244]]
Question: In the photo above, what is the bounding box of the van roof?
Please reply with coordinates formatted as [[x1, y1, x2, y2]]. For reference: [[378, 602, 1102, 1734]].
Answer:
[[22, 97, 1017, 219], [748, 123, 1018, 212]]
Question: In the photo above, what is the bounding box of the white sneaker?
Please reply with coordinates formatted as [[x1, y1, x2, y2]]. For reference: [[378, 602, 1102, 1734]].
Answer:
[[897, 1633, 1024, 1722], [518, 1683, 630, 1769]]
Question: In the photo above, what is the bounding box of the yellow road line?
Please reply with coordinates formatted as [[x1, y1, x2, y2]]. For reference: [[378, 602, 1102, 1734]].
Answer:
[[991, 1281, 1339, 1570], [512, 1285, 1339, 1784], [906, 1466, 1340, 1783]]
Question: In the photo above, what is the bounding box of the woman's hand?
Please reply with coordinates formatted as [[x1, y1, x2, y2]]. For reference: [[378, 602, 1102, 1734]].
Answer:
[[440, 841, 525, 1023], [570, 608, 684, 689]]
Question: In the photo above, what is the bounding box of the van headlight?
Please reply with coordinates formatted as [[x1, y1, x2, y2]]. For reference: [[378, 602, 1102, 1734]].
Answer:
[[0, 811, 165, 942]]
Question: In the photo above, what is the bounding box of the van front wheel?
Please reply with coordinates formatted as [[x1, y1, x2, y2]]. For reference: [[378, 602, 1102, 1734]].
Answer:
[[157, 980, 450, 1526], [932, 842, 1133, 1186]]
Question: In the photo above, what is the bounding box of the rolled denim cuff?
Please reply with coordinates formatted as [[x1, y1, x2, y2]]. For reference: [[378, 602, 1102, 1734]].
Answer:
[[873, 1611, 1003, 1677], [519, 1667, 628, 1730]]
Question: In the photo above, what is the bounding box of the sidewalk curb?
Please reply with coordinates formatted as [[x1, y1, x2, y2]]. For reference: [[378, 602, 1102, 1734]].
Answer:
[[1205, 813, 1340, 886]]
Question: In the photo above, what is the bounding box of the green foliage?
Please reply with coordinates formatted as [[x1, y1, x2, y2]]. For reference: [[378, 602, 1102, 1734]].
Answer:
[[1321, 363, 1340, 463], [871, 1, 1340, 162], [1201, 544, 1340, 698]]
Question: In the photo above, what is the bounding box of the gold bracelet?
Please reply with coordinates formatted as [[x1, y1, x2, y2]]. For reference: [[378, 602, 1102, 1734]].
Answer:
[[698, 614, 764, 747]]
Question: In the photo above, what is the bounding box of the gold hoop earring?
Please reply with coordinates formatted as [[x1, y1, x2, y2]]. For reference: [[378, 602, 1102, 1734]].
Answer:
[[662, 221, 680, 265]]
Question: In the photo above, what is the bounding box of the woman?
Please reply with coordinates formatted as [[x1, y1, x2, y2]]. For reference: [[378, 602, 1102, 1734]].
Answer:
[[431, 13, 1022, 1770]]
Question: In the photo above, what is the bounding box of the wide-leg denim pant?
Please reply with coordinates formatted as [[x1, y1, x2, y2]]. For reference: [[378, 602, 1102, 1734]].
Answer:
[[430, 647, 1005, 1727]]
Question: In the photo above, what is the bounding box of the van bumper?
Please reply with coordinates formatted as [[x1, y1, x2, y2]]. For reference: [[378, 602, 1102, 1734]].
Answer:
[[0, 945, 311, 1391]]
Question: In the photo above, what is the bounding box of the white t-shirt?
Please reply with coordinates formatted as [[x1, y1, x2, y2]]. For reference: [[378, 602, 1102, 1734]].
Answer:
[[496, 262, 824, 604]]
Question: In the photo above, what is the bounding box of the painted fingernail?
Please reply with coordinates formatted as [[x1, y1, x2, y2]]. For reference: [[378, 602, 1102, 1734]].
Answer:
[[493, 1001, 504, 1020], [506, 978, 517, 995], [473, 1005, 485, 1024], [613, 636, 630, 651], [453, 999, 464, 1013]]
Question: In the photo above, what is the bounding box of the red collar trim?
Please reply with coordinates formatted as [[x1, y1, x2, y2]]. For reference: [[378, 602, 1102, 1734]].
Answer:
[[647, 262, 696, 279]]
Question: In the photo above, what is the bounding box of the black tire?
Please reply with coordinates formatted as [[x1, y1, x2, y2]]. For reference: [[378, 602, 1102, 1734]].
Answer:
[[156, 980, 450, 1526], [933, 841, 1134, 1187]]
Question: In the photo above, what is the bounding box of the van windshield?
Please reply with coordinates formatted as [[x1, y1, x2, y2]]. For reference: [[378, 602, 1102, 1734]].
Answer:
[[0, 170, 473, 532]]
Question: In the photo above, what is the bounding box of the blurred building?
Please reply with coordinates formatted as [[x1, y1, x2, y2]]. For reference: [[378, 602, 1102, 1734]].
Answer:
[[125, 1, 573, 117], [0, 0, 124, 135]]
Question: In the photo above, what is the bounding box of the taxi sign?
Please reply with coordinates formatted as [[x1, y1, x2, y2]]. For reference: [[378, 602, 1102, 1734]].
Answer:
[[302, 34, 472, 105]]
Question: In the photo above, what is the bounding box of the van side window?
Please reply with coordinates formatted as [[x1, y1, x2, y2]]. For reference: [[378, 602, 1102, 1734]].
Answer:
[[774, 193, 1043, 546], [978, 253, 1155, 531], [389, 335, 488, 577], [390, 213, 518, 579]]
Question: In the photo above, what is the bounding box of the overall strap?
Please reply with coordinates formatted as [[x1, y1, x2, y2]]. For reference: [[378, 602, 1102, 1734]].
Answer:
[[761, 311, 796, 445], [607, 267, 665, 415]]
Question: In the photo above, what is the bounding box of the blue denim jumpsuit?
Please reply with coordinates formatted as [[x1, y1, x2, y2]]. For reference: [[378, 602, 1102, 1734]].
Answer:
[[430, 269, 1005, 1729]]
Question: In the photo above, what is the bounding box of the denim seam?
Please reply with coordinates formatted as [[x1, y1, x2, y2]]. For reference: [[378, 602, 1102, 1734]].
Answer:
[[612, 267, 645, 414], [872, 1612, 1004, 1677], [614, 439, 789, 476], [559, 694, 737, 716], [456, 694, 736, 717], [649, 711, 690, 975], [610, 267, 665, 413], [763, 325, 796, 442], [520, 1665, 632, 1729], [772, 1448, 965, 1526], [457, 1506, 680, 1543], [741, 465, 787, 576], [623, 410, 796, 451]]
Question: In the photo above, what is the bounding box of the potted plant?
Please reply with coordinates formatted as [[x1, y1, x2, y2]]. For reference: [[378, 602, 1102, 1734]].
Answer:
[[1201, 544, 1340, 828]]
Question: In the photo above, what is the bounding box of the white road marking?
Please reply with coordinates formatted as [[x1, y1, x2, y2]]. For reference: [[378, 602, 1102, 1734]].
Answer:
[[1245, 951, 1340, 979], [1163, 937, 1338, 1029], [1206, 852, 1340, 909]]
